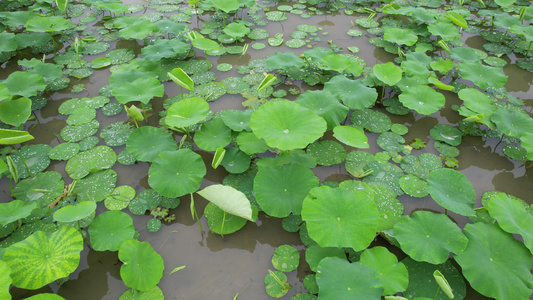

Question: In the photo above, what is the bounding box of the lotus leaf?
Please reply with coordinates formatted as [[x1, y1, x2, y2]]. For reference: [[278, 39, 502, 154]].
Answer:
[[221, 109, 252, 132], [53, 201, 96, 223], [323, 76, 377, 110], [296, 90, 349, 130], [302, 186, 378, 250], [265, 270, 290, 298], [1, 71, 46, 98], [105, 185, 136, 211], [402, 257, 466, 300], [119, 286, 164, 300], [88, 210, 136, 251], [384, 28, 418, 46], [26, 16, 72, 33], [399, 175, 428, 198], [429, 124, 462, 146], [250, 100, 326, 151], [491, 108, 533, 139], [0, 97, 32, 127], [373, 62, 402, 86], [457, 88, 495, 128], [112, 76, 164, 105], [194, 117, 232, 151], [305, 245, 346, 272], [60, 119, 99, 142], [345, 150, 375, 178], [126, 126, 176, 162], [372, 185, 404, 231], [236, 131, 269, 155], [363, 162, 404, 196], [65, 145, 116, 180], [306, 140, 346, 166], [458, 61, 507, 90], [316, 257, 383, 299], [0, 200, 36, 226], [73, 169, 117, 202], [398, 85, 445, 115], [333, 126, 369, 149], [119, 239, 164, 292], [427, 168, 475, 216], [165, 97, 210, 128], [265, 52, 305, 71], [49, 142, 80, 161], [487, 193, 533, 253], [360, 246, 408, 295], [428, 21, 461, 41], [99, 122, 134, 147], [254, 163, 318, 217], [455, 223, 533, 299], [146, 218, 162, 233], [9, 144, 51, 179], [394, 211, 467, 264], [116, 18, 155, 40], [272, 245, 299, 272], [4, 226, 83, 289], [148, 149, 206, 198], [59, 96, 110, 114], [142, 39, 189, 61], [223, 23, 250, 39], [350, 109, 392, 133], [220, 147, 250, 174], [13, 171, 64, 207], [0, 260, 11, 299], [197, 184, 254, 221]]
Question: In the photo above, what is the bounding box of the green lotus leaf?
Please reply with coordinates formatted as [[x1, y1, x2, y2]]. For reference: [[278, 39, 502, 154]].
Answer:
[[91, 57, 112, 69], [53, 201, 96, 223], [192, 37, 219, 51], [112, 76, 164, 105], [105, 185, 136, 211], [487, 193, 533, 253], [305, 245, 346, 272], [126, 126, 177, 162], [296, 90, 349, 130], [350, 109, 392, 133], [49, 142, 80, 160], [457, 88, 495, 128], [427, 168, 475, 216], [128, 189, 162, 215], [373, 62, 402, 86], [148, 149, 206, 198], [116, 18, 155, 40], [223, 23, 250, 39], [165, 97, 210, 129], [4, 226, 83, 289], [333, 126, 369, 149], [324, 76, 378, 110], [458, 61, 507, 90], [345, 150, 375, 178], [398, 85, 445, 115], [433, 141, 459, 158], [254, 163, 318, 217], [265, 270, 290, 298], [197, 184, 253, 221], [65, 107, 96, 126], [429, 124, 462, 146], [142, 39, 189, 61], [360, 246, 408, 295], [0, 129, 33, 145], [60, 119, 99, 142], [306, 140, 346, 166], [59, 96, 110, 115], [119, 239, 164, 292], [100, 122, 134, 147], [1, 71, 46, 98], [26, 16, 72, 33], [73, 169, 117, 202], [0, 32, 17, 53], [9, 144, 51, 179], [394, 211, 468, 264], [316, 257, 383, 300], [194, 117, 232, 151], [24, 294, 66, 300], [204, 201, 248, 235], [372, 185, 404, 232], [399, 175, 428, 198], [13, 171, 64, 207], [491, 108, 533, 139], [428, 21, 461, 41], [502, 145, 527, 161], [0, 200, 36, 226], [363, 161, 404, 196], [318, 54, 351, 73], [0, 260, 11, 300], [105, 48, 136, 65], [236, 131, 269, 155], [272, 245, 299, 272], [88, 210, 136, 251], [402, 257, 466, 300], [384, 28, 418, 46], [454, 223, 533, 299], [66, 145, 117, 180], [302, 186, 379, 250], [250, 100, 326, 151], [220, 147, 251, 174], [119, 286, 164, 300], [221, 109, 252, 132], [0, 97, 32, 126]]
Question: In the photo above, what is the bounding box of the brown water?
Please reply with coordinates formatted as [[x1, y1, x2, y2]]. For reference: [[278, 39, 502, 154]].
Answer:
[[4, 1, 533, 299]]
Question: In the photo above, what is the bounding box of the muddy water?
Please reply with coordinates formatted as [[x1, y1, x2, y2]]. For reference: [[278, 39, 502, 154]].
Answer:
[[4, 2, 533, 299]]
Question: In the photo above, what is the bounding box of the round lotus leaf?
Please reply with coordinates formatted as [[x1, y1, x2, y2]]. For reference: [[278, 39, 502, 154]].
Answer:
[[78, 136, 99, 151], [266, 11, 287, 21], [317, 257, 383, 299], [429, 124, 462, 146], [146, 218, 162, 233], [265, 270, 290, 297], [363, 162, 404, 196], [491, 108, 533, 139], [428, 20, 460, 41], [9, 144, 51, 179], [53, 201, 96, 223], [306, 140, 346, 166], [116, 149, 135, 165], [345, 150, 375, 178], [402, 257, 466, 300], [250, 100, 326, 151], [383, 98, 410, 115], [60, 119, 99, 142], [394, 210, 468, 264], [487, 193, 533, 253], [0, 97, 32, 127], [0, 200, 36, 226], [384, 28, 418, 46], [296, 89, 349, 130], [398, 85, 445, 115], [216, 63, 232, 72], [119, 239, 164, 292], [503, 145, 527, 161], [59, 96, 110, 115], [433, 141, 459, 158], [106, 48, 136, 65], [1, 71, 46, 98], [247, 28, 268, 40], [220, 147, 251, 174], [377, 132, 405, 152], [305, 245, 346, 272], [112, 76, 164, 105], [91, 57, 111, 69], [303, 274, 318, 295], [266, 52, 305, 71], [128, 189, 163, 215], [281, 214, 302, 232], [73, 169, 117, 202], [221, 77, 249, 94], [148, 149, 206, 198], [458, 61, 507, 90], [483, 56, 507, 67], [324, 76, 377, 110], [399, 175, 428, 198], [400, 155, 429, 179], [272, 245, 299, 272], [100, 122, 134, 147], [391, 124, 408, 135], [165, 97, 210, 128], [455, 222, 533, 299], [333, 126, 369, 149], [49, 143, 80, 161], [66, 145, 117, 180], [285, 39, 305, 48], [427, 168, 475, 216], [360, 246, 408, 295], [13, 171, 64, 206], [101, 102, 123, 116], [221, 109, 252, 132], [194, 117, 232, 151], [236, 131, 269, 155], [4, 226, 83, 289], [373, 62, 402, 86], [372, 185, 404, 231], [81, 42, 110, 55], [126, 126, 177, 162], [350, 109, 392, 133], [67, 67, 93, 79], [105, 185, 135, 211], [302, 186, 378, 250]]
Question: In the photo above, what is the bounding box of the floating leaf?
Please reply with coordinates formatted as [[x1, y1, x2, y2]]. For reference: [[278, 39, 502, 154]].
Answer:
[[53, 201, 96, 223], [398, 85, 445, 115], [272, 245, 299, 272], [458, 61, 507, 90], [165, 97, 210, 128], [0, 200, 36, 226], [220, 147, 250, 174], [324, 76, 377, 110], [306, 140, 346, 166], [333, 126, 369, 148], [429, 124, 462, 146], [89, 210, 136, 251], [296, 90, 349, 130], [265, 270, 290, 298], [427, 168, 475, 216], [126, 126, 177, 162], [384, 28, 418, 46], [105, 185, 136, 211], [194, 118, 232, 151], [73, 169, 117, 202], [360, 246, 408, 295], [373, 62, 402, 86], [1, 71, 47, 98], [0, 97, 32, 127], [65, 145, 117, 180], [491, 108, 533, 139], [305, 245, 346, 272], [119, 240, 164, 292], [0, 129, 34, 145], [113, 77, 164, 105]]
